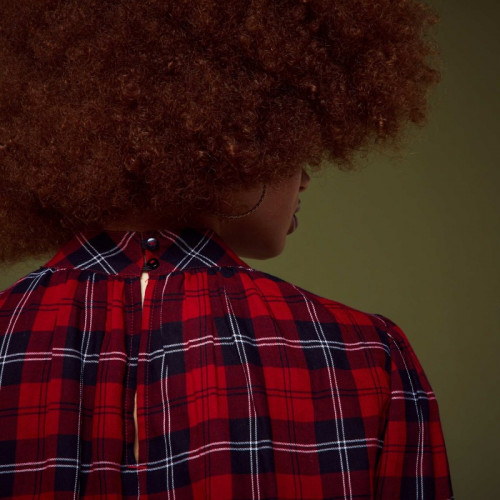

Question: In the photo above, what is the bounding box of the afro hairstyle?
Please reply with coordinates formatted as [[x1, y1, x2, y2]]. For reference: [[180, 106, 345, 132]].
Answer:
[[0, 0, 441, 266]]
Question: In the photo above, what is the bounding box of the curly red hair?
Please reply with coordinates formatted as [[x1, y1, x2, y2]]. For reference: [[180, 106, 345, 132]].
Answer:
[[0, 0, 441, 267]]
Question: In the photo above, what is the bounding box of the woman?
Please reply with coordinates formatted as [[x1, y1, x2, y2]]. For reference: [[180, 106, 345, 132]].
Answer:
[[0, 0, 452, 498]]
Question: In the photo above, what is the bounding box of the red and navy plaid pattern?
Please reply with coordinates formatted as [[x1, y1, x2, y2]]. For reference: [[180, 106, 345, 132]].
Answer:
[[0, 226, 453, 498]]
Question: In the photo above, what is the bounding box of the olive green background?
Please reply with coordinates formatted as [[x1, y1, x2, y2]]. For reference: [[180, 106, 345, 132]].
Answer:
[[1, 1, 498, 498]]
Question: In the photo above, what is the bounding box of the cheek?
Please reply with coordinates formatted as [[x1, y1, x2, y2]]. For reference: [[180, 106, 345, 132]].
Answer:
[[261, 175, 301, 223], [277, 182, 300, 210], [269, 198, 295, 225]]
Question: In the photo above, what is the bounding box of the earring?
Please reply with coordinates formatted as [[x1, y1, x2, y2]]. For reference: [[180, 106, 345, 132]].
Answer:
[[212, 184, 267, 219]]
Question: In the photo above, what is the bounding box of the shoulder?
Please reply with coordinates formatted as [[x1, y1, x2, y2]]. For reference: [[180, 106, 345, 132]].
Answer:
[[244, 270, 434, 396], [226, 266, 397, 347]]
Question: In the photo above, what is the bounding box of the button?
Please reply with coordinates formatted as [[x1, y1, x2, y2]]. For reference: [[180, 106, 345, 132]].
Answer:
[[144, 258, 159, 270], [145, 237, 158, 250]]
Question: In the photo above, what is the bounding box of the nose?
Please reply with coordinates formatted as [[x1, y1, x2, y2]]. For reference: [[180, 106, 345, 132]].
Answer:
[[299, 169, 311, 192]]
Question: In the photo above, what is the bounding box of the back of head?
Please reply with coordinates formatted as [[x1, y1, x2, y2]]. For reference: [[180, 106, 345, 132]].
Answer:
[[0, 0, 441, 267]]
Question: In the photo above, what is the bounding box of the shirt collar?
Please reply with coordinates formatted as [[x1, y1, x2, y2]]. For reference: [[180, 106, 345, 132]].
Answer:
[[42, 226, 253, 277]]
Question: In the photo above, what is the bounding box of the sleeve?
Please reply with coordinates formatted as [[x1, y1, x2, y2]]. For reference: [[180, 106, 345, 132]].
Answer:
[[373, 314, 454, 500]]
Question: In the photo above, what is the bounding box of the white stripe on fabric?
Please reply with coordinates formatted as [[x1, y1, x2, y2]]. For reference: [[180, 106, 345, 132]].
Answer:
[[73, 274, 95, 499], [387, 332, 425, 500], [159, 229, 219, 269], [0, 269, 49, 388], [223, 287, 261, 500], [0, 352, 129, 365], [74, 231, 137, 273], [292, 285, 353, 500], [161, 354, 175, 498], [391, 390, 436, 400], [0, 436, 384, 474], [158, 272, 177, 498], [0, 337, 389, 367]]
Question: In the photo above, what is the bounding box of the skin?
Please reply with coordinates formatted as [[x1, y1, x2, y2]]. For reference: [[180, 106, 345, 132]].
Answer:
[[104, 165, 311, 259]]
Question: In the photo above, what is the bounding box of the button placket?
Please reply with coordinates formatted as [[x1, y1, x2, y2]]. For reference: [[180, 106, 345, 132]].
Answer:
[[141, 236, 159, 271], [133, 233, 160, 464]]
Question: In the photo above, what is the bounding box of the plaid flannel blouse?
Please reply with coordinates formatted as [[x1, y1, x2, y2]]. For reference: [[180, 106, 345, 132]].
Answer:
[[0, 226, 453, 499]]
